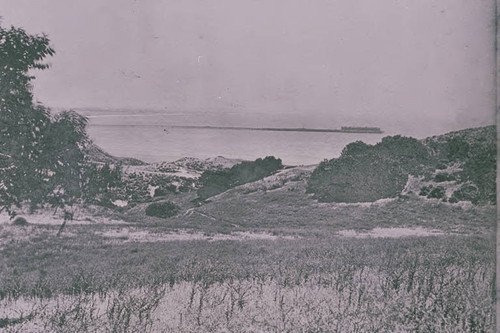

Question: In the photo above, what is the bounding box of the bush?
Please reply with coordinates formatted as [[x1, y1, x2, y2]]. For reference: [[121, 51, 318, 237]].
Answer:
[[307, 135, 433, 202], [419, 185, 432, 197], [340, 141, 371, 157], [154, 187, 169, 197], [423, 126, 496, 205], [427, 186, 446, 199], [198, 156, 283, 200], [434, 173, 456, 182], [12, 216, 28, 226], [461, 143, 496, 204], [145, 202, 180, 218]]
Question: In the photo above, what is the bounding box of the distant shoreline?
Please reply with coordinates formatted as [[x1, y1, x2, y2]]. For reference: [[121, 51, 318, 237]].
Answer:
[[171, 125, 383, 134], [89, 123, 384, 133]]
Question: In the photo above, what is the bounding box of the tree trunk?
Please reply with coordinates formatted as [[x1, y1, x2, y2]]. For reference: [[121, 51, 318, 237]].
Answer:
[[56, 210, 74, 237]]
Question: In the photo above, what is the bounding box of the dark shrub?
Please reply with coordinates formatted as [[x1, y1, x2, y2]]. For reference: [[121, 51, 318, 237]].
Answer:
[[461, 143, 496, 204], [434, 173, 456, 182], [427, 186, 445, 199], [421, 126, 495, 204], [341, 141, 371, 157], [419, 185, 433, 196], [145, 201, 180, 218], [307, 135, 433, 202], [12, 216, 28, 226], [198, 156, 283, 200], [198, 170, 232, 200], [378, 135, 430, 160], [154, 187, 168, 197], [119, 157, 147, 166]]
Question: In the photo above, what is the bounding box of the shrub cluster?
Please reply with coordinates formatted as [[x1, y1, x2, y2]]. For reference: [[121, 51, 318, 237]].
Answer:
[[145, 201, 180, 218], [460, 142, 496, 204], [427, 186, 446, 199], [198, 156, 283, 200], [434, 173, 456, 182], [309, 126, 496, 205], [307, 136, 433, 202], [424, 126, 496, 204]]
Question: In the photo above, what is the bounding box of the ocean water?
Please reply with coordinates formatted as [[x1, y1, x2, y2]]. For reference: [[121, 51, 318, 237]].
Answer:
[[83, 110, 388, 166]]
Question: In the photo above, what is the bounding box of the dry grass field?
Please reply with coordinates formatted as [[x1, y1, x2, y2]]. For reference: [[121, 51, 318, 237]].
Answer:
[[0, 167, 495, 332]]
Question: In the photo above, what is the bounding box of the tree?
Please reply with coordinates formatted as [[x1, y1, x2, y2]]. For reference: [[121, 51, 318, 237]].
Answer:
[[0, 24, 90, 218], [80, 162, 123, 206]]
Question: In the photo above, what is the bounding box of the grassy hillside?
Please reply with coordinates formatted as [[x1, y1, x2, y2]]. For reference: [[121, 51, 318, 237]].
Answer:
[[0, 165, 495, 331], [307, 126, 496, 204]]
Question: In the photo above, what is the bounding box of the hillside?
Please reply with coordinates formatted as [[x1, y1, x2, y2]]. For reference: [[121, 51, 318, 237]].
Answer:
[[84, 143, 147, 166], [82, 126, 495, 211], [94, 156, 244, 208], [307, 126, 496, 204]]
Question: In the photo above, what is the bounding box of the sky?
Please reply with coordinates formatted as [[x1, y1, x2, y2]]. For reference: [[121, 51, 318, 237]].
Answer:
[[0, 0, 496, 136]]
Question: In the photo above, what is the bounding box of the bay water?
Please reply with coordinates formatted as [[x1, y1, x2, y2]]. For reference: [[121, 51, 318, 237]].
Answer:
[[82, 110, 388, 166]]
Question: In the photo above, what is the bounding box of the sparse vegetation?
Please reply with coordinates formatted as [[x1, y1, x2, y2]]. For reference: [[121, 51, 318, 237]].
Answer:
[[451, 184, 481, 203]]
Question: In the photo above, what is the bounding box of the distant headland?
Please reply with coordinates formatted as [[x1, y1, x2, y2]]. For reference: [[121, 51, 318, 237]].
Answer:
[[172, 125, 383, 134]]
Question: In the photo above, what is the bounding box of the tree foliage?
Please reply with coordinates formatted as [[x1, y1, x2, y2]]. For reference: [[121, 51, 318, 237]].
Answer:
[[81, 162, 123, 206], [0, 24, 92, 215]]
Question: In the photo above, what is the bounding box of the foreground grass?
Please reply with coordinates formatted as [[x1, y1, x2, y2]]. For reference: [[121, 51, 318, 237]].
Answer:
[[0, 183, 495, 332], [141, 175, 496, 235], [0, 230, 495, 332]]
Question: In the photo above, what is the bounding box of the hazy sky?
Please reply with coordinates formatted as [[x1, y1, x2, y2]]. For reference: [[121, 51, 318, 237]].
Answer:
[[0, 0, 496, 135]]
